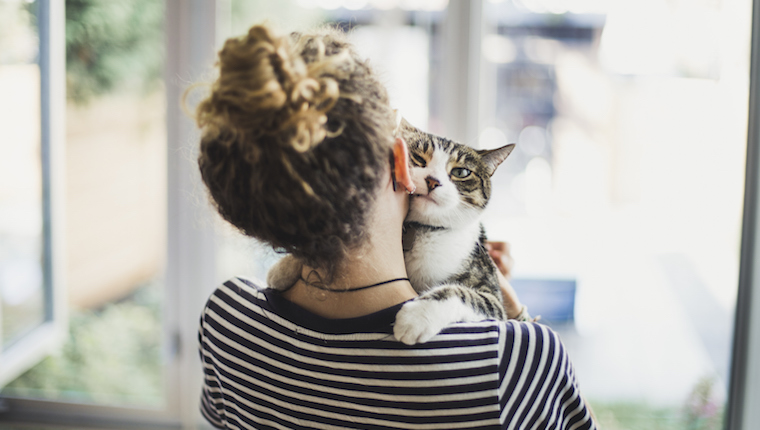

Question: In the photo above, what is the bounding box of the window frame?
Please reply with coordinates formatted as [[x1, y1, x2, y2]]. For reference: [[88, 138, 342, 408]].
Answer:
[[0, 0, 67, 389], [727, 0, 760, 427], [440, 0, 484, 144], [0, 0, 220, 428]]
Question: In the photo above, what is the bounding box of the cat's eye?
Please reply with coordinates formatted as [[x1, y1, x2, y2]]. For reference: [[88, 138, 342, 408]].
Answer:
[[411, 152, 427, 167], [450, 167, 471, 179]]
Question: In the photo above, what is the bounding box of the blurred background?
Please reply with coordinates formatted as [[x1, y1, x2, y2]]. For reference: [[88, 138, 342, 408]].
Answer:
[[0, 0, 751, 429]]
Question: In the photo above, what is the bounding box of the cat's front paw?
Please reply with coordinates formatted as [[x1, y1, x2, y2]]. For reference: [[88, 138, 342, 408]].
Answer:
[[393, 299, 457, 345]]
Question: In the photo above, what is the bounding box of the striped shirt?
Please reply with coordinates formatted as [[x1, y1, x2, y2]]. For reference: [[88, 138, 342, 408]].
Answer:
[[199, 277, 597, 430]]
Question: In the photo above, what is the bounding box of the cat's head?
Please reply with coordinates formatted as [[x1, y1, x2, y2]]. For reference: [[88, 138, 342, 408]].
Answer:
[[397, 119, 514, 229]]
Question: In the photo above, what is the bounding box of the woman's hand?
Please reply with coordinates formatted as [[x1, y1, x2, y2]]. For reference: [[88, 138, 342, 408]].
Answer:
[[485, 241, 513, 278], [486, 241, 526, 320]]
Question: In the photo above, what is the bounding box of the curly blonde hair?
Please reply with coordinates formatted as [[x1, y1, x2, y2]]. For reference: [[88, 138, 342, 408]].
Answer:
[[194, 24, 396, 274]]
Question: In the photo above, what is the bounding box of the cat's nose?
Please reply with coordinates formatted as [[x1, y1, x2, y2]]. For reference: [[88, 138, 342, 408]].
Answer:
[[425, 176, 441, 191]]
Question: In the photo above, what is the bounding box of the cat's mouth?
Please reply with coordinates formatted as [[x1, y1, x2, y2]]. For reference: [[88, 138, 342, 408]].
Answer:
[[412, 193, 438, 205]]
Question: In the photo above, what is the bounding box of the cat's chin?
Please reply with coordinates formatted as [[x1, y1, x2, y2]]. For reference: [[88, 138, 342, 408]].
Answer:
[[407, 205, 483, 230], [406, 212, 452, 229], [407, 203, 449, 227]]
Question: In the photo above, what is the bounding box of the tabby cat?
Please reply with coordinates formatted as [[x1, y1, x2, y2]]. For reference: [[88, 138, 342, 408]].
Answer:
[[266, 119, 515, 344], [392, 119, 514, 344]]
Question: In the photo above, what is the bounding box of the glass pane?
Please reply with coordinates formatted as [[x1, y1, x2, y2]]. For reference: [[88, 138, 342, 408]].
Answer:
[[479, 0, 750, 428], [0, 0, 46, 348], [1, 0, 167, 407], [217, 0, 447, 279]]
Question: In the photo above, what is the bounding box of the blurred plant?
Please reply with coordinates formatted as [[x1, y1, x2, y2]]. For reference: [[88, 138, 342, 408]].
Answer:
[[683, 376, 724, 430], [590, 401, 681, 430], [589, 377, 726, 430], [2, 281, 163, 407], [0, 1, 38, 65], [65, 0, 164, 104]]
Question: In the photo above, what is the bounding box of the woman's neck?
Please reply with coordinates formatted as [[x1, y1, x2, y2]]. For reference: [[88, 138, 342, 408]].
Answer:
[[283, 228, 416, 319], [282, 176, 417, 319], [282, 254, 416, 319]]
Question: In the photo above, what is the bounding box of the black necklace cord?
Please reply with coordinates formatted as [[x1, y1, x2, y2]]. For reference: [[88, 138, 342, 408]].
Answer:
[[299, 276, 410, 293]]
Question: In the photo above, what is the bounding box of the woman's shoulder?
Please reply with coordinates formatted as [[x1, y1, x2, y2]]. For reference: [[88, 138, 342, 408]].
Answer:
[[494, 321, 596, 428], [450, 320, 569, 372], [502, 319, 561, 340], [437, 319, 560, 356], [214, 276, 267, 295], [202, 276, 271, 316], [455, 319, 559, 342], [497, 320, 566, 357]]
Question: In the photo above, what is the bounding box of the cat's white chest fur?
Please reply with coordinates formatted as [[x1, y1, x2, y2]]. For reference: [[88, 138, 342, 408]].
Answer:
[[403, 221, 481, 292]]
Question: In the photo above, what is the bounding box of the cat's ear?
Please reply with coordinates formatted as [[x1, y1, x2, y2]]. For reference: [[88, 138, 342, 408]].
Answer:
[[393, 114, 415, 138], [479, 144, 516, 176], [398, 117, 416, 133]]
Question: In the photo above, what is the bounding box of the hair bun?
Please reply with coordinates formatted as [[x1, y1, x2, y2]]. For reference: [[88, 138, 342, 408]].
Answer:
[[195, 24, 342, 153], [195, 24, 396, 275]]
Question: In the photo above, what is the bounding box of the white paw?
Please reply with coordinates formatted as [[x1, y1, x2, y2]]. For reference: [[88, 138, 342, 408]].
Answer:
[[266, 255, 301, 291], [393, 299, 457, 345]]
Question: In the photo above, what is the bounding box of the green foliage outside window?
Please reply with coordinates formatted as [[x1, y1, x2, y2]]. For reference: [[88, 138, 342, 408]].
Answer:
[[1, 0, 166, 405], [3, 281, 163, 406], [65, 0, 163, 103]]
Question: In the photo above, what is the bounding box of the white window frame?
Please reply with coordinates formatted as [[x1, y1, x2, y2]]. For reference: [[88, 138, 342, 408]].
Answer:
[[164, 0, 222, 427], [440, 0, 484, 144], [0, 0, 67, 389], [0, 1, 221, 428], [727, 0, 760, 427]]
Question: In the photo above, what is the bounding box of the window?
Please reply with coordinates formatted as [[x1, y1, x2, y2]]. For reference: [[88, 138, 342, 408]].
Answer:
[[476, 0, 750, 427], [1, 0, 172, 426], [0, 0, 66, 389], [0, 0, 759, 428], [218, 1, 758, 429]]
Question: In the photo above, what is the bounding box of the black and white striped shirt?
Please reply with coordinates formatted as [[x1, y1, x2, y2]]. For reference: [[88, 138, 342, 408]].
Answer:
[[199, 277, 597, 430]]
